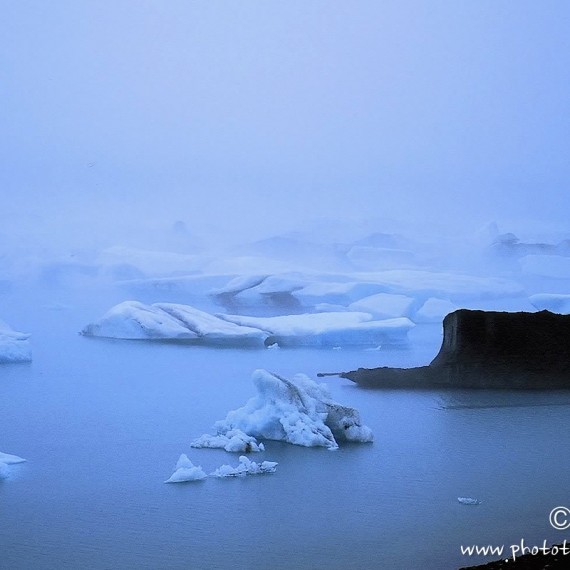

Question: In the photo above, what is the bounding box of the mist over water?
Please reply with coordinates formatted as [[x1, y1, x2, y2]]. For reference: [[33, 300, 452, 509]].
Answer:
[[2, 2, 570, 569]]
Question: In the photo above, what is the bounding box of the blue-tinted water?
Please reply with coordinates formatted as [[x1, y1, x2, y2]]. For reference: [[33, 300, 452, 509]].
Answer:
[[1, 291, 570, 569]]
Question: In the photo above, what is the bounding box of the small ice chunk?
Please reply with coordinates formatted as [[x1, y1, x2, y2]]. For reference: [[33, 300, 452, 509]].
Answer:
[[458, 497, 482, 505], [210, 455, 278, 478], [0, 462, 9, 479], [164, 454, 207, 483], [191, 429, 265, 453]]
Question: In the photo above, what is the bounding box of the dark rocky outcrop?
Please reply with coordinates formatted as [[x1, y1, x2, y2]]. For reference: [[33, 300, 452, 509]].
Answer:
[[324, 310, 570, 389]]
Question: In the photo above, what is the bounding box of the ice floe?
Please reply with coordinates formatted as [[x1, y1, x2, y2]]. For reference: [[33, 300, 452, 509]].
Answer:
[[210, 456, 278, 478], [81, 301, 267, 346], [81, 301, 199, 340], [164, 454, 207, 483], [83, 302, 413, 347], [199, 369, 373, 450], [457, 497, 482, 506], [0, 320, 32, 363], [219, 312, 414, 347], [191, 429, 265, 453]]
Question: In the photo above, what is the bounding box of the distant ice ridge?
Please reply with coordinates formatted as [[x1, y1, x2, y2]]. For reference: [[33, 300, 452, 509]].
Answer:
[[211, 456, 278, 478], [0, 451, 26, 479], [82, 301, 414, 348], [197, 369, 373, 450], [164, 454, 207, 483], [0, 319, 32, 363], [529, 294, 570, 314]]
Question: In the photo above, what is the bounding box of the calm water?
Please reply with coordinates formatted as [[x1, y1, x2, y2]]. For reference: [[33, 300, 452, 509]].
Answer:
[[2, 289, 570, 569]]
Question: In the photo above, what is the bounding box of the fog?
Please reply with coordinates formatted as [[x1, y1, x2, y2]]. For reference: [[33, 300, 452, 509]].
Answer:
[[2, 1, 569, 252]]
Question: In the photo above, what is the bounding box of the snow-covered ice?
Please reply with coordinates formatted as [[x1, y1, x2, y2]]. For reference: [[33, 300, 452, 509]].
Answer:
[[210, 455, 278, 478], [164, 454, 207, 483], [81, 301, 199, 340], [191, 429, 265, 453], [154, 303, 267, 346], [0, 319, 32, 363], [82, 301, 267, 346], [529, 294, 570, 314], [201, 369, 373, 450], [219, 312, 414, 347]]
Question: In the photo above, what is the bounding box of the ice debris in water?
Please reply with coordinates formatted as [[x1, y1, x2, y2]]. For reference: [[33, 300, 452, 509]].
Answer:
[[0, 319, 32, 363], [191, 429, 265, 453], [164, 454, 207, 483], [210, 456, 278, 478], [0, 451, 26, 480], [197, 369, 373, 451], [458, 497, 482, 505]]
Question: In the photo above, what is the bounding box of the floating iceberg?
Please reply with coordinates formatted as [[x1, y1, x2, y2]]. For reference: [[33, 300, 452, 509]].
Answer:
[[202, 369, 373, 450], [164, 454, 207, 483], [191, 429, 265, 453], [83, 302, 413, 348], [0, 320, 32, 363], [81, 301, 199, 340], [219, 312, 414, 347], [81, 301, 267, 346], [529, 294, 570, 314], [210, 455, 278, 478]]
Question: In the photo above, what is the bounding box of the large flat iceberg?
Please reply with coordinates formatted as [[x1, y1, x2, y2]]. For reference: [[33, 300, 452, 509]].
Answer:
[[0, 319, 32, 363], [83, 302, 413, 348], [197, 369, 373, 450]]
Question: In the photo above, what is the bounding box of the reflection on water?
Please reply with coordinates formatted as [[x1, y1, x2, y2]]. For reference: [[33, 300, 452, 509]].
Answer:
[[1, 292, 569, 569]]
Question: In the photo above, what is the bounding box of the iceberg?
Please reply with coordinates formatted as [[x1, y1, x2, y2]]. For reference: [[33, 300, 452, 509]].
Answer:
[[154, 303, 267, 346], [81, 301, 267, 346], [164, 454, 207, 483], [81, 301, 199, 340], [202, 369, 373, 450], [210, 455, 278, 478], [0, 319, 32, 363], [219, 312, 414, 347], [191, 429, 265, 452]]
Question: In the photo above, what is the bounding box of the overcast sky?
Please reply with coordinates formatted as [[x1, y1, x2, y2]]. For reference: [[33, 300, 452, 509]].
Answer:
[[2, 1, 569, 246]]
